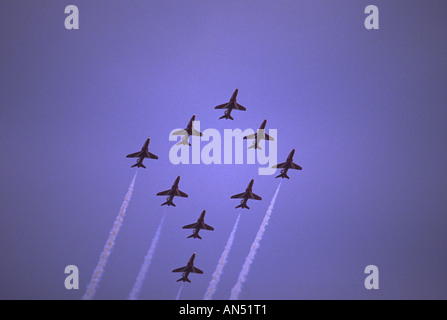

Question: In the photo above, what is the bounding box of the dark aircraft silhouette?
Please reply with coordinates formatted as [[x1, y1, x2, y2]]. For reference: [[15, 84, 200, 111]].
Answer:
[[172, 253, 203, 283], [272, 149, 302, 179], [156, 176, 188, 206], [182, 210, 214, 239], [126, 138, 158, 168], [172, 114, 203, 146], [231, 179, 262, 209], [243, 119, 274, 149], [214, 88, 246, 120]]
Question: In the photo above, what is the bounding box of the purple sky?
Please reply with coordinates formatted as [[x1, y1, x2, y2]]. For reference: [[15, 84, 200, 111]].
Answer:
[[1, 1, 447, 299]]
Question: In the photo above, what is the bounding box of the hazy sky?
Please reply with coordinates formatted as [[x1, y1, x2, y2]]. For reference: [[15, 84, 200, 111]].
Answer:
[[1, 1, 446, 299]]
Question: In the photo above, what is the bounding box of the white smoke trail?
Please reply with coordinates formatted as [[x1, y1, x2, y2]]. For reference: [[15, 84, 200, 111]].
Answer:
[[230, 182, 282, 300], [82, 171, 138, 300], [128, 211, 166, 300], [203, 213, 241, 300], [175, 284, 184, 300]]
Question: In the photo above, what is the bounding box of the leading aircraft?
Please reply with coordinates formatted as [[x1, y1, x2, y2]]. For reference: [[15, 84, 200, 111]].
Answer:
[[231, 179, 262, 209], [214, 88, 246, 120], [272, 149, 302, 179], [172, 253, 203, 283], [171, 114, 203, 146], [126, 138, 158, 168], [243, 119, 274, 149], [182, 210, 214, 239], [156, 176, 188, 206]]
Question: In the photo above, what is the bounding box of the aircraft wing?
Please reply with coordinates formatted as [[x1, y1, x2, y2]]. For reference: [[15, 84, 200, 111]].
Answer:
[[182, 223, 199, 229], [243, 133, 257, 140], [172, 129, 187, 135], [291, 162, 302, 170], [157, 189, 172, 196], [249, 192, 262, 200], [215, 103, 229, 109], [235, 103, 246, 111], [272, 162, 287, 169], [183, 222, 214, 230], [191, 267, 203, 274], [172, 266, 188, 273], [192, 129, 203, 136], [146, 151, 159, 159], [176, 190, 188, 198], [231, 192, 247, 199], [264, 133, 275, 141], [126, 151, 142, 158]]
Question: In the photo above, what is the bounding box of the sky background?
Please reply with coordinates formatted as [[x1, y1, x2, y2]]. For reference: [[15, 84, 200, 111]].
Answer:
[[1, 1, 447, 300]]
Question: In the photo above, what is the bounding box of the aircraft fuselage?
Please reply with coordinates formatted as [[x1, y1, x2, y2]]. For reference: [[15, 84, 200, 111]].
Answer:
[[185, 115, 196, 136], [230, 88, 239, 103]]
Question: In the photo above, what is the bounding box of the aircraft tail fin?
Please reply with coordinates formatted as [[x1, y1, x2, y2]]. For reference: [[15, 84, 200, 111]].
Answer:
[[187, 233, 202, 240], [131, 163, 146, 169], [235, 203, 250, 209], [161, 200, 176, 207], [275, 172, 289, 179], [248, 143, 261, 150], [176, 139, 192, 146], [219, 114, 234, 120], [177, 277, 191, 283]]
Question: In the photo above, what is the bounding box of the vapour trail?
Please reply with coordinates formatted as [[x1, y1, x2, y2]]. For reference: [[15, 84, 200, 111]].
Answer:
[[230, 182, 282, 300], [128, 210, 166, 300], [175, 284, 184, 300], [203, 213, 242, 300], [82, 171, 138, 300]]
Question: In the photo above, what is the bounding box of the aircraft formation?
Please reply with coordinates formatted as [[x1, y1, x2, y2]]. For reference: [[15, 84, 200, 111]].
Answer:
[[125, 89, 302, 283]]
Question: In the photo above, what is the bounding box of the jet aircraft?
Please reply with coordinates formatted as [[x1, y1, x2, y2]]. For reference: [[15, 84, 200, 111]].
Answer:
[[172, 253, 203, 283], [171, 114, 203, 146], [126, 138, 158, 168], [272, 149, 302, 179], [230, 179, 262, 209], [214, 88, 246, 120], [156, 176, 188, 206], [182, 210, 214, 239], [243, 119, 274, 149]]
